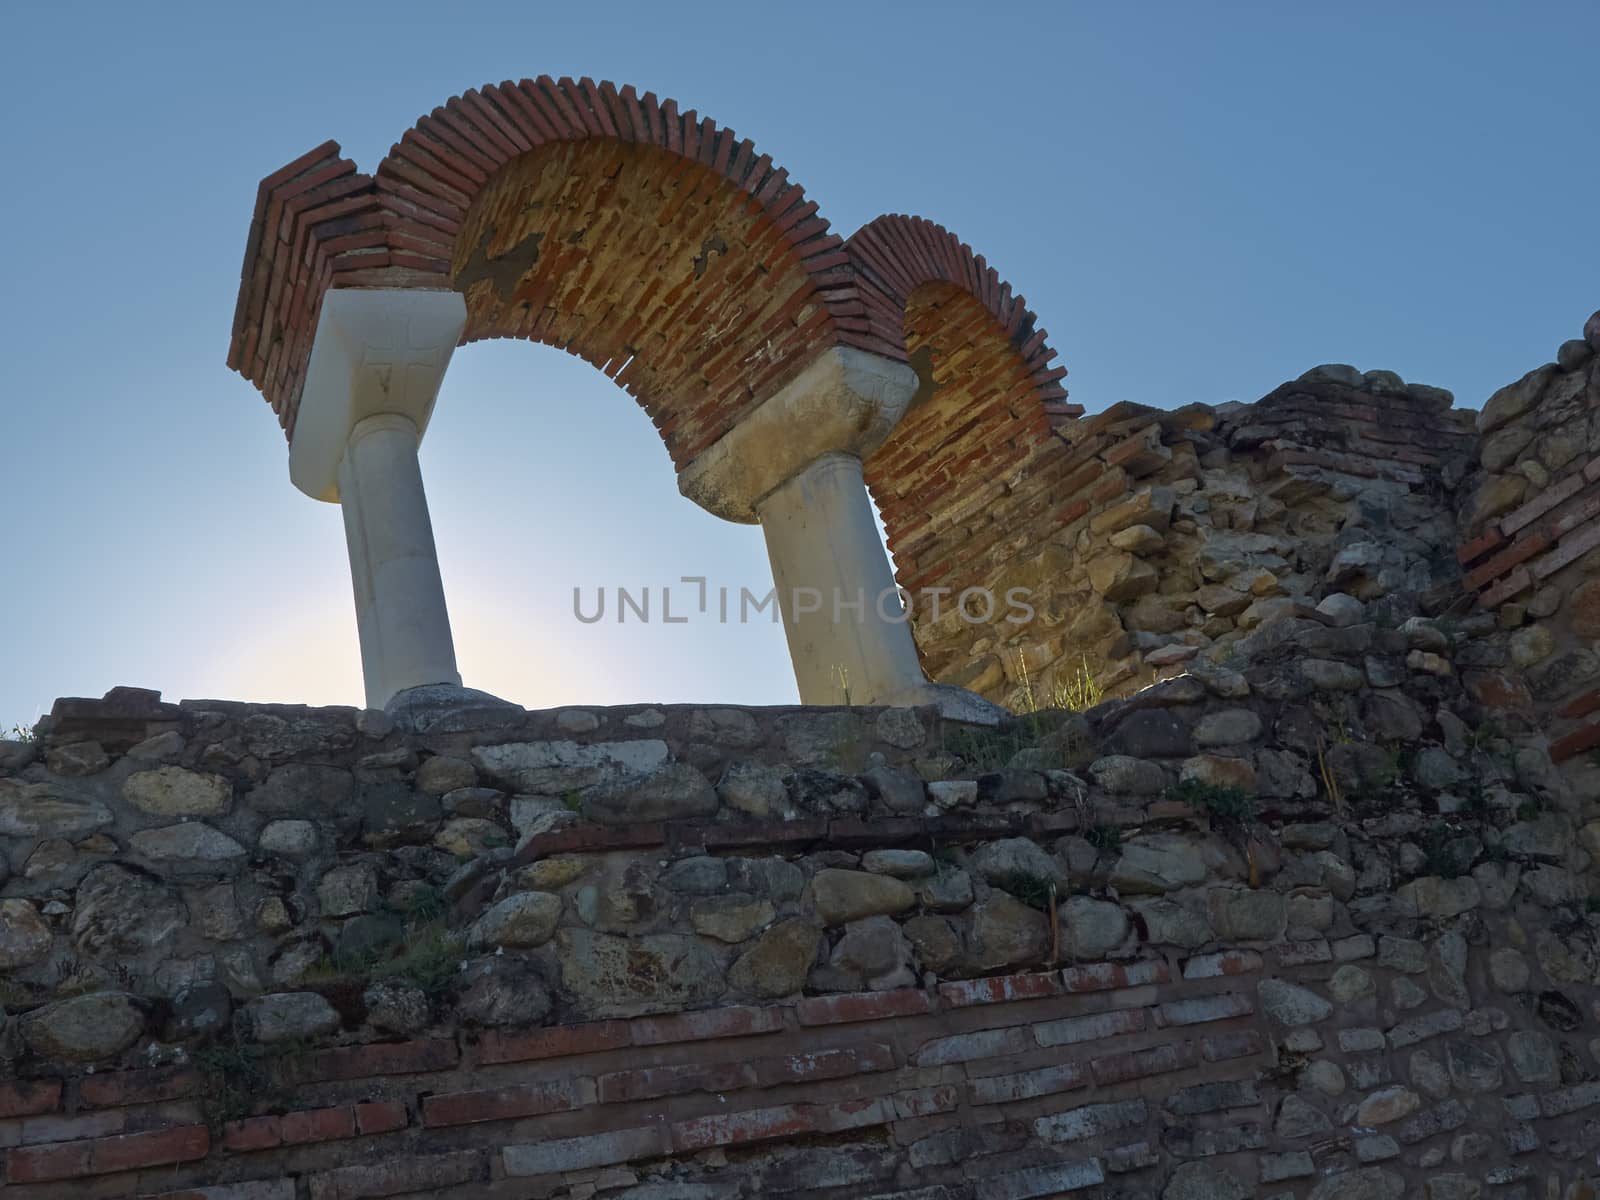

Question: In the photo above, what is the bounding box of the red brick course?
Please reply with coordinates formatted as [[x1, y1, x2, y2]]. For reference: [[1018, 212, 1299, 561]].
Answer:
[[0, 1082, 60, 1120], [1551, 721, 1600, 764], [353, 1100, 408, 1136], [290, 1038, 458, 1083], [78, 1068, 202, 1109], [422, 1080, 581, 1128], [939, 973, 1063, 1007], [1457, 527, 1508, 565], [221, 1102, 388, 1152], [1462, 454, 1600, 606], [795, 988, 932, 1026], [7, 1123, 209, 1182], [475, 1019, 632, 1065], [1560, 688, 1600, 720], [629, 1005, 784, 1045]]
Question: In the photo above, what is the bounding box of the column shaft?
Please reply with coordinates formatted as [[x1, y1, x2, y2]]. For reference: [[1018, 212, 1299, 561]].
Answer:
[[337, 413, 461, 708], [757, 452, 925, 705]]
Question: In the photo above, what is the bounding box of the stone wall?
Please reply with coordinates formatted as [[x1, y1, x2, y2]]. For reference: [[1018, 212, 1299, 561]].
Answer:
[[1458, 313, 1600, 770], [900, 362, 1477, 715], [3, 611, 1600, 1199]]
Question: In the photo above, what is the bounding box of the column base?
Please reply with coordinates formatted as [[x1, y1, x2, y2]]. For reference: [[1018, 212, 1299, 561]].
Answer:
[[881, 681, 1007, 727], [385, 684, 525, 735]]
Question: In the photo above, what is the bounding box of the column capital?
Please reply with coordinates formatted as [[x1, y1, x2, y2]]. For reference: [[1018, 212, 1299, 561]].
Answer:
[[289, 288, 467, 503], [676, 346, 918, 523]]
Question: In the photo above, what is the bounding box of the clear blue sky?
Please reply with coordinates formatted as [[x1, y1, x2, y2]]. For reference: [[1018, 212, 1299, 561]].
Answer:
[[3, 2, 1596, 724]]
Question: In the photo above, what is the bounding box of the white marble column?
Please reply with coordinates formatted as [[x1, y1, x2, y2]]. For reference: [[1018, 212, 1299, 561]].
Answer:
[[290, 289, 471, 711], [678, 346, 1003, 722], [757, 452, 924, 705], [338, 413, 461, 707]]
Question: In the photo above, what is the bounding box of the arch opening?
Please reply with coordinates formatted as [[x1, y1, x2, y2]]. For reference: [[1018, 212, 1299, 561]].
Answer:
[[421, 337, 797, 708]]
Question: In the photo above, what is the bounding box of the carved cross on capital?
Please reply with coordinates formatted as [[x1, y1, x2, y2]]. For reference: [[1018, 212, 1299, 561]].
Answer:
[[356, 313, 452, 412]]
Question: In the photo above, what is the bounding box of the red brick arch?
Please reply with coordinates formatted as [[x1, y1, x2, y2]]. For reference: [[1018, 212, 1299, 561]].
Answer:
[[228, 77, 870, 463], [846, 214, 1071, 413], [848, 215, 1078, 611]]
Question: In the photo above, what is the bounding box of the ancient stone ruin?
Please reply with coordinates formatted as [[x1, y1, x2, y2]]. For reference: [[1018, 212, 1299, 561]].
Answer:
[[5, 75, 1600, 1198]]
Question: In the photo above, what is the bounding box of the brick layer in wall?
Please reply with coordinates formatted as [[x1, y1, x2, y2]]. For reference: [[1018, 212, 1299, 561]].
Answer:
[[1231, 376, 1476, 490], [5, 946, 1596, 1197], [0, 960, 1297, 1196]]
